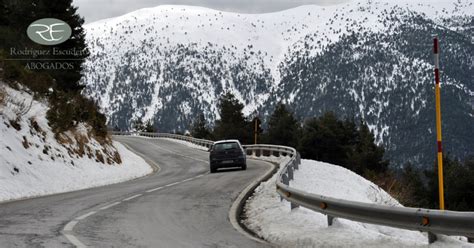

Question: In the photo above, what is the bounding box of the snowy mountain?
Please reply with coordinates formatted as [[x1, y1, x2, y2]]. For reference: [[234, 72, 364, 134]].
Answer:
[[81, 0, 474, 168]]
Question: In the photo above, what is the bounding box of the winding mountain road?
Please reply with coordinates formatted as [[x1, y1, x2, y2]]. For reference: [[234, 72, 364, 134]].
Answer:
[[0, 136, 271, 247]]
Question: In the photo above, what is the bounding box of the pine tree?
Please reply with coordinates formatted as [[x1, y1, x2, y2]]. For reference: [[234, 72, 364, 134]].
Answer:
[[144, 120, 155, 133], [0, 0, 7, 26], [1, 0, 88, 92], [298, 112, 347, 165], [298, 112, 388, 175], [213, 92, 250, 143], [345, 121, 388, 174], [39, 0, 89, 92], [191, 113, 211, 139], [132, 119, 145, 132], [266, 103, 299, 147]]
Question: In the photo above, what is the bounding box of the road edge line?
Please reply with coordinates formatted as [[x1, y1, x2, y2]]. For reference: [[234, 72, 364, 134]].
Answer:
[[117, 140, 161, 173], [228, 158, 278, 245], [62, 233, 87, 248]]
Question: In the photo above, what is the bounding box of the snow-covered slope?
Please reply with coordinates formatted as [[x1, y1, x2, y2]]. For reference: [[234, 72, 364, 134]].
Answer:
[[0, 83, 152, 202], [82, 0, 473, 168], [84, 0, 472, 85], [243, 157, 473, 247]]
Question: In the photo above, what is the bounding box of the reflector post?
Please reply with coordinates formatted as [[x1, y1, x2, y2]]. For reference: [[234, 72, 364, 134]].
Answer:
[[433, 36, 445, 210]]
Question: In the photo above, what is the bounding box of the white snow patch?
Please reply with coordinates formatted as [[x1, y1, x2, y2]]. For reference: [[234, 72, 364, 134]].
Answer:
[[0, 84, 152, 202]]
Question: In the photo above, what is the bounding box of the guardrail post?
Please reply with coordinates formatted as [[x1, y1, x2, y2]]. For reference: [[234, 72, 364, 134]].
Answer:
[[282, 174, 289, 186], [428, 232, 437, 244], [288, 166, 294, 181], [294, 158, 299, 170], [327, 215, 334, 226]]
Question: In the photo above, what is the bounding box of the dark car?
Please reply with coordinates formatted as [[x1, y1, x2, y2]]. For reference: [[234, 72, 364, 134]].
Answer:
[[209, 140, 247, 173]]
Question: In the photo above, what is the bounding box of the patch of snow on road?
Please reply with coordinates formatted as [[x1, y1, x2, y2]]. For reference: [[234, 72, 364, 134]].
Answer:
[[244, 158, 473, 247]]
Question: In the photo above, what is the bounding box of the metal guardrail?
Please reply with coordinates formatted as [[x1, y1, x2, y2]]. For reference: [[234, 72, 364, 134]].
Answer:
[[110, 131, 214, 147], [111, 131, 474, 243], [273, 150, 474, 243]]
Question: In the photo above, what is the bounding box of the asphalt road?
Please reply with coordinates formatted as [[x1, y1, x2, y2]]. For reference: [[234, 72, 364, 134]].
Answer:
[[0, 136, 271, 247]]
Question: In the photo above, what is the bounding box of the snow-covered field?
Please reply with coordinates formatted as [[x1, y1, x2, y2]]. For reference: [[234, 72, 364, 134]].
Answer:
[[244, 157, 473, 247], [0, 84, 152, 202]]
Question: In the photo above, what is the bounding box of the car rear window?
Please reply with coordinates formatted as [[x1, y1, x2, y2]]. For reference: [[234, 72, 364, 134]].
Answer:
[[214, 142, 239, 151]]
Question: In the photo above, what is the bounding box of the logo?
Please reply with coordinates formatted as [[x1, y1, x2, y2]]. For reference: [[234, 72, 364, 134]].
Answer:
[[27, 18, 72, 45]]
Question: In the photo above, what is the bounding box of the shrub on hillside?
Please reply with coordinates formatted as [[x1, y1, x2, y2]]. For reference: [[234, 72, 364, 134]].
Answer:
[[47, 91, 107, 138], [424, 155, 474, 211], [0, 86, 5, 106]]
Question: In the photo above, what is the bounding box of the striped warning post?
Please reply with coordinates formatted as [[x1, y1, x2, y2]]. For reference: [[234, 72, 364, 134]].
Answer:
[[433, 36, 445, 210]]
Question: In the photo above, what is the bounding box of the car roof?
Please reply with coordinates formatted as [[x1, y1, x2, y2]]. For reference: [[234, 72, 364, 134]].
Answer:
[[213, 139, 241, 145]]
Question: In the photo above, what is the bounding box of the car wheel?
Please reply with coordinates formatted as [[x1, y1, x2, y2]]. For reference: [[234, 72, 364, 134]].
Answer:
[[241, 163, 247, 170], [210, 165, 217, 173]]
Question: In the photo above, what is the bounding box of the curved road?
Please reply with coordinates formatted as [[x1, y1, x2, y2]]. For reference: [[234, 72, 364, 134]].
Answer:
[[0, 136, 271, 247]]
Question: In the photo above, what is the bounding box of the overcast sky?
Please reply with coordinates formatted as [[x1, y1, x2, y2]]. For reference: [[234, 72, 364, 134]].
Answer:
[[73, 0, 349, 23]]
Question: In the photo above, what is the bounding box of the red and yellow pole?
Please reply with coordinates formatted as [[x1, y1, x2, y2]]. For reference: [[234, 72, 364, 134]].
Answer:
[[433, 36, 445, 210]]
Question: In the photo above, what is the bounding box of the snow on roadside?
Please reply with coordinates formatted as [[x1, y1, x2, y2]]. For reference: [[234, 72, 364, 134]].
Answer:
[[0, 84, 152, 202], [0, 141, 152, 202], [244, 158, 473, 247], [160, 137, 209, 151]]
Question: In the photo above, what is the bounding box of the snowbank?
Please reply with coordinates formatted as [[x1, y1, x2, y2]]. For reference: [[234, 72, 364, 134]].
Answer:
[[244, 158, 473, 247], [0, 84, 152, 202]]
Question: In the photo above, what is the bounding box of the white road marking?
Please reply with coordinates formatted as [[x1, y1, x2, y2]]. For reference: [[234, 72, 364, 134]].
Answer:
[[61, 138, 209, 248], [76, 211, 97, 220], [99, 202, 120, 210], [146, 187, 163, 193], [63, 220, 78, 232], [123, 194, 142, 201], [119, 142, 161, 173], [145, 173, 207, 193], [165, 182, 179, 187], [63, 233, 87, 248]]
